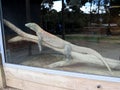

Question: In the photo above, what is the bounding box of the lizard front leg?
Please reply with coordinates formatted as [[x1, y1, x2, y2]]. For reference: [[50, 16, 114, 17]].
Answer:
[[64, 44, 72, 62], [36, 31, 42, 53]]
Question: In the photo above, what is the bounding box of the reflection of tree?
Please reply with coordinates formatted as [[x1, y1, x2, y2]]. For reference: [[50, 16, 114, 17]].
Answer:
[[40, 0, 89, 34], [68, 0, 81, 7], [111, 0, 120, 5], [40, 0, 53, 30], [45, 9, 59, 33], [41, 0, 53, 10], [40, 0, 114, 35], [88, 0, 110, 25], [81, 0, 89, 5], [63, 10, 88, 33]]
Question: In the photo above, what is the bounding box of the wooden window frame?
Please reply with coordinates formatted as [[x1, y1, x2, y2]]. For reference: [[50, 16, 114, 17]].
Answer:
[[0, 1, 120, 90]]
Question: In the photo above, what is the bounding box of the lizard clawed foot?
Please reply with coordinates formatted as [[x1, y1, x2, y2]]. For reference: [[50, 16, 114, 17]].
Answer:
[[64, 44, 72, 61], [46, 60, 73, 68]]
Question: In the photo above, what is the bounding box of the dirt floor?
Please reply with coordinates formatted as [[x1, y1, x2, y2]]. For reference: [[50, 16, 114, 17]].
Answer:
[[6, 37, 120, 78]]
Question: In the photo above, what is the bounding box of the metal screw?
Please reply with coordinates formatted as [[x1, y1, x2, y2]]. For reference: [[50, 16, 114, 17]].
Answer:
[[97, 85, 101, 88]]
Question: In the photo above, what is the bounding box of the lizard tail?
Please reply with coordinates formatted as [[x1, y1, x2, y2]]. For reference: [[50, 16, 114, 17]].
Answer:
[[71, 44, 112, 73], [99, 56, 112, 73], [88, 50, 112, 73]]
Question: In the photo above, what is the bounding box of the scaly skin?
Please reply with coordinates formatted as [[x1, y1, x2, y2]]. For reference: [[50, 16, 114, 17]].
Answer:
[[25, 23, 112, 72]]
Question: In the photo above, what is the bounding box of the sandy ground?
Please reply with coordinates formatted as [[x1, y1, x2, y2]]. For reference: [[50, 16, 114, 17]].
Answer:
[[6, 39, 120, 77]]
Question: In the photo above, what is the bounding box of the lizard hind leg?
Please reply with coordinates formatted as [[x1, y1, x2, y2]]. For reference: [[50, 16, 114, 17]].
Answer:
[[46, 44, 73, 68], [64, 44, 72, 61]]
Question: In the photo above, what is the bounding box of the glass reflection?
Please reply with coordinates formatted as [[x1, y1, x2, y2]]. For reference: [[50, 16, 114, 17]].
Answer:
[[1, 0, 120, 77]]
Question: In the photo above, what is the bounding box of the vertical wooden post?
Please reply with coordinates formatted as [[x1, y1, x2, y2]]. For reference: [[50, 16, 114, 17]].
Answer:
[[0, 54, 6, 88]]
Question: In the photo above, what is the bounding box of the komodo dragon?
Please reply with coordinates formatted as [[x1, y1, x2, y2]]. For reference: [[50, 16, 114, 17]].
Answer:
[[25, 23, 112, 72]]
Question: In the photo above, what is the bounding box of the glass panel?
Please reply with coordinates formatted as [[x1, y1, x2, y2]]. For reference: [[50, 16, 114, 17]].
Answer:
[[1, 0, 120, 77]]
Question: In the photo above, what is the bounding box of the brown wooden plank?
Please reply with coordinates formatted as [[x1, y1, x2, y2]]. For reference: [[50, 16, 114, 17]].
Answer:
[[6, 77, 71, 90], [4, 66, 120, 90]]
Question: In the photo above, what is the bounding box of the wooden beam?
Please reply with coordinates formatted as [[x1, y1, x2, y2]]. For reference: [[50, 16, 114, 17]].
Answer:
[[4, 66, 120, 90], [0, 54, 6, 88]]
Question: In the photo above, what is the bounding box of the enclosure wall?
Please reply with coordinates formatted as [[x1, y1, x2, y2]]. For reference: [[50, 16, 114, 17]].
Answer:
[[4, 65, 120, 90]]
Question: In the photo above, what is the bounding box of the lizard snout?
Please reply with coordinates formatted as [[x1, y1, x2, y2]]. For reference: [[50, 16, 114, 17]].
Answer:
[[25, 23, 37, 32]]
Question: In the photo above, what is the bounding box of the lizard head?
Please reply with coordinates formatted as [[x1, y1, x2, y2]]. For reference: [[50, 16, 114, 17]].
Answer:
[[25, 23, 40, 32]]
